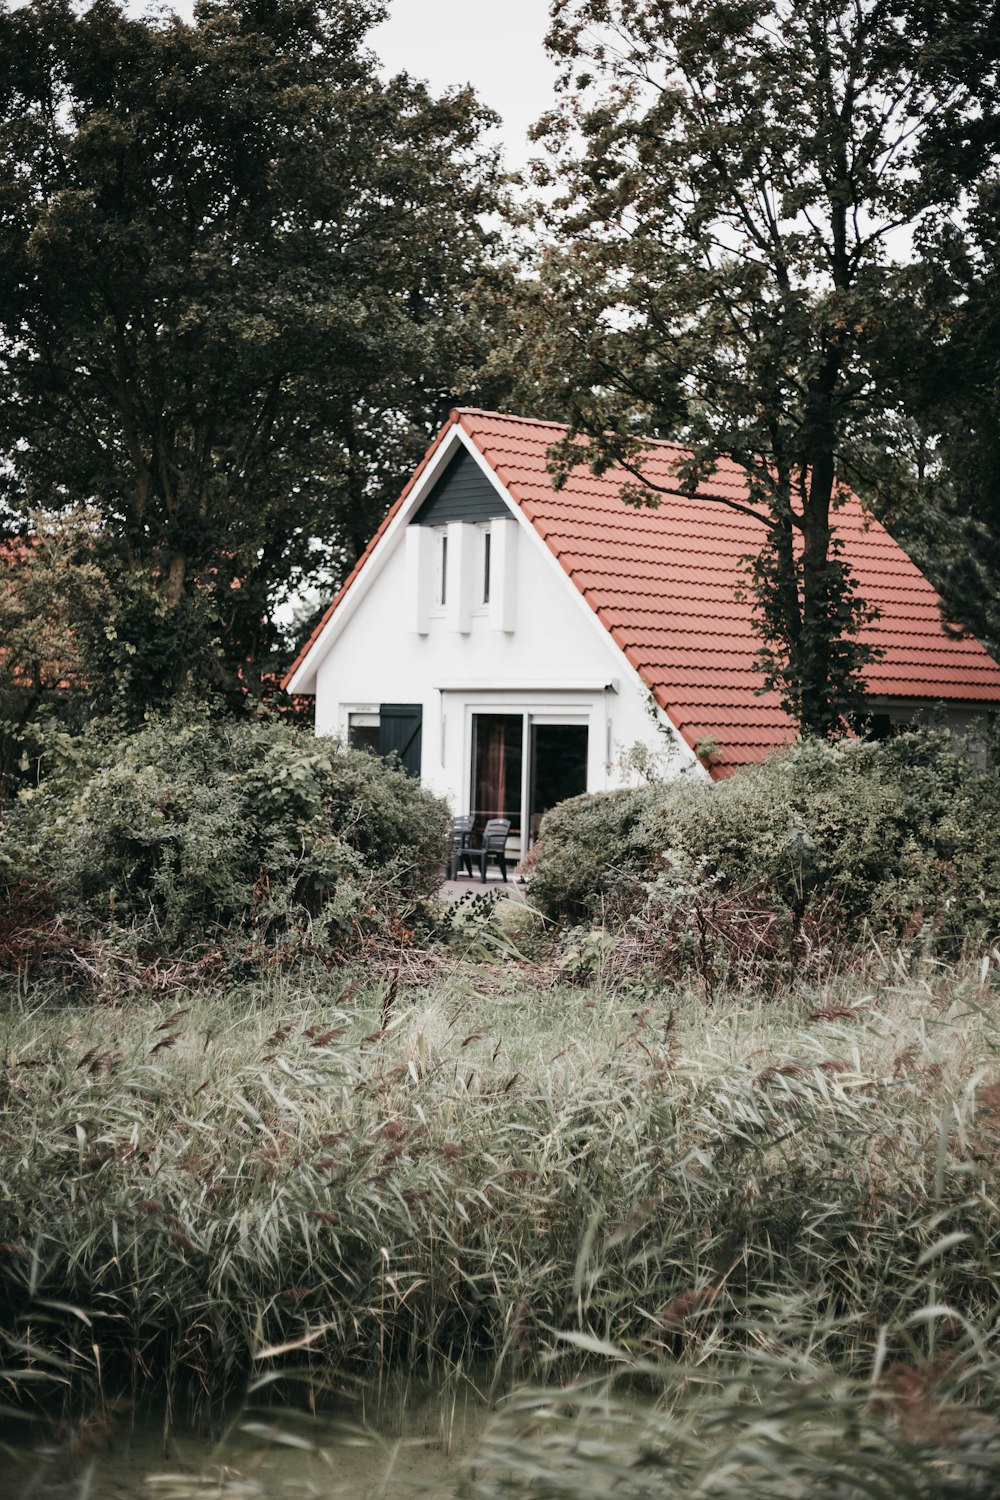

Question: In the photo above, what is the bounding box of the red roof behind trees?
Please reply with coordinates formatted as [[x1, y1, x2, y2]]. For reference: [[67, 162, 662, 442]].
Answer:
[[286, 409, 1000, 775]]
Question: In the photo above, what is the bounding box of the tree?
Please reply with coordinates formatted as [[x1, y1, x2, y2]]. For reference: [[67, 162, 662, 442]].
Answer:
[[0, 511, 110, 793], [0, 0, 505, 714], [884, 183, 1000, 664], [508, 0, 998, 737]]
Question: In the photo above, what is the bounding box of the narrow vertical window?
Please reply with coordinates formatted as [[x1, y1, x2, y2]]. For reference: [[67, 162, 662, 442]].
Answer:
[[482, 529, 491, 605], [439, 532, 448, 606]]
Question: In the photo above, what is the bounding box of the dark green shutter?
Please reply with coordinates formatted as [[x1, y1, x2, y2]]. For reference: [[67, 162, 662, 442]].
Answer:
[[378, 704, 423, 778]]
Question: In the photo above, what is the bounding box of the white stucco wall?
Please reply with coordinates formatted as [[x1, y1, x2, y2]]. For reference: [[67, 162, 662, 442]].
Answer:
[[305, 430, 702, 825]]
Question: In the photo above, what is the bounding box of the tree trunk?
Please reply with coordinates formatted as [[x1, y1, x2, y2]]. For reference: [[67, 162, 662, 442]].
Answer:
[[799, 450, 835, 737], [165, 553, 186, 608]]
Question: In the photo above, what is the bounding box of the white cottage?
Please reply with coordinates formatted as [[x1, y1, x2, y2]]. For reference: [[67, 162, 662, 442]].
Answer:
[[284, 408, 1000, 861]]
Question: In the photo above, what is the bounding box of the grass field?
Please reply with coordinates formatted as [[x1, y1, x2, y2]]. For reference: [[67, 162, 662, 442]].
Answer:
[[3, 931, 1000, 1494]]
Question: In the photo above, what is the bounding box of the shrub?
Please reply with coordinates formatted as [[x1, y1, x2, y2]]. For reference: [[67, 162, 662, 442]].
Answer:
[[530, 733, 1000, 950], [524, 785, 667, 922], [0, 708, 450, 959]]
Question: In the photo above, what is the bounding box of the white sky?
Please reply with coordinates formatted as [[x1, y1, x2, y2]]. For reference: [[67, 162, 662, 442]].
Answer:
[[368, 0, 558, 172], [137, 0, 559, 173]]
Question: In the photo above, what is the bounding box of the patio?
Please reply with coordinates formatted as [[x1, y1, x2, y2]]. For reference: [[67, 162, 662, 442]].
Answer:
[[438, 872, 528, 903]]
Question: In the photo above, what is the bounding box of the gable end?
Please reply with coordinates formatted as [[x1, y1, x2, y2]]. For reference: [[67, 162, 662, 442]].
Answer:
[[411, 447, 507, 526]]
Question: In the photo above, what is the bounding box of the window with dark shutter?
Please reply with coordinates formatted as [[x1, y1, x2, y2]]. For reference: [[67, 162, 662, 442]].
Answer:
[[378, 704, 423, 779]]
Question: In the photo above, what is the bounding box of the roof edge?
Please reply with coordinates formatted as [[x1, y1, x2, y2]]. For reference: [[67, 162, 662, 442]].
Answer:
[[282, 410, 462, 694]]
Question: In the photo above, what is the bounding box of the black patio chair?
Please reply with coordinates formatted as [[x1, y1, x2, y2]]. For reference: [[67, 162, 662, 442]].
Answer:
[[472, 817, 511, 883], [448, 814, 476, 881]]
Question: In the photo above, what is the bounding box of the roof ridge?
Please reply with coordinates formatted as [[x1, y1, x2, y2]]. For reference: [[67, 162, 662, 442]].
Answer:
[[455, 407, 568, 428], [456, 408, 698, 457]]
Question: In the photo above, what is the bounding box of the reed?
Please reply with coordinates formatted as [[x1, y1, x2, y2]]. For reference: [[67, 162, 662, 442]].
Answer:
[[2, 941, 999, 1472], [471, 1315, 1000, 1497]]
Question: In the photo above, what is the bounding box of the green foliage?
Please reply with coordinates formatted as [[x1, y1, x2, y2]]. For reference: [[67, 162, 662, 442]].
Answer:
[[503, 0, 999, 737], [521, 786, 655, 923], [887, 183, 1000, 663], [0, 513, 108, 794], [2, 946, 1000, 1459], [477, 1326, 1000, 1499], [0, 0, 507, 711], [0, 710, 450, 953], [745, 530, 881, 737], [529, 733, 1000, 950]]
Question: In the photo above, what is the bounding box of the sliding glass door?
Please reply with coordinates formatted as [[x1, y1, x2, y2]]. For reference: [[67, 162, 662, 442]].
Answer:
[[470, 712, 589, 853]]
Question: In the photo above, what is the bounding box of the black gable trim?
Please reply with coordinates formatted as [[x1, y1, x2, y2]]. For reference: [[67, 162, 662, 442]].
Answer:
[[411, 446, 507, 526]]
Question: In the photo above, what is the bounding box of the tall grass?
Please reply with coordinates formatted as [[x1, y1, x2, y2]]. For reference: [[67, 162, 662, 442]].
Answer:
[[471, 1315, 1000, 1497], [2, 943, 1000, 1469]]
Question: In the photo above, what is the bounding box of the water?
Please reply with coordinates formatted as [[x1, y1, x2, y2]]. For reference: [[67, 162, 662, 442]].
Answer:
[[1, 1390, 490, 1499]]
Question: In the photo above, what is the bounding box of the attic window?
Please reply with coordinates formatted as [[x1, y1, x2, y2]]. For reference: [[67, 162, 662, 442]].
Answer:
[[407, 516, 515, 634], [438, 531, 448, 607]]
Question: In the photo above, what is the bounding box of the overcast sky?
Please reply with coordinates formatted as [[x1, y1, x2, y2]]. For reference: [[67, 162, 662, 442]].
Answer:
[[369, 0, 558, 172], [142, 0, 560, 172]]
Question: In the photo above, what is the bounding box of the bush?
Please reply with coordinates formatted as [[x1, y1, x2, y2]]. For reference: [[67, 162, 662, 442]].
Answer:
[[530, 733, 1000, 950], [521, 786, 654, 922], [0, 708, 450, 959]]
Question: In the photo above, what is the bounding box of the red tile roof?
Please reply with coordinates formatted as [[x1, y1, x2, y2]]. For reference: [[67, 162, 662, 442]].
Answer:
[[285, 409, 1000, 777]]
